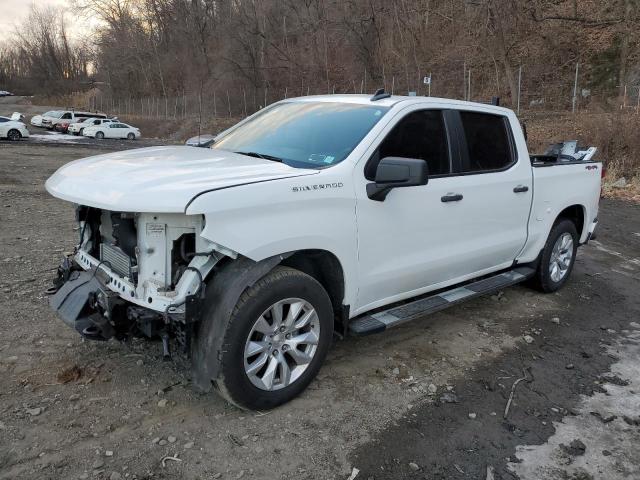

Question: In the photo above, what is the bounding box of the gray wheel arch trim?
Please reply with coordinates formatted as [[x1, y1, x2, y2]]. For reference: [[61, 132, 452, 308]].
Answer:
[[191, 253, 292, 392]]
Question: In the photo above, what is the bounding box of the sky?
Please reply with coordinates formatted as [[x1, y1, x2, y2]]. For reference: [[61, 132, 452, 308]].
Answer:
[[0, 0, 92, 42]]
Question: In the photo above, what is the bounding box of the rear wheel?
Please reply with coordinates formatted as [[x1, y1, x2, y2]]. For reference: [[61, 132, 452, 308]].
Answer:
[[531, 219, 578, 293], [7, 129, 21, 141], [95, 131, 104, 139], [211, 266, 333, 410]]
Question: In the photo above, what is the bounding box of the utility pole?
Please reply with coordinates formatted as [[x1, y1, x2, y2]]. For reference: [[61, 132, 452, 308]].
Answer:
[[572, 63, 579, 113], [463, 62, 466, 100], [517, 66, 522, 115]]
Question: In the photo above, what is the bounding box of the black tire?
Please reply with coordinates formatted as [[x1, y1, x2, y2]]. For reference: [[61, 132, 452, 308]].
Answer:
[[7, 129, 21, 141], [77, 129, 83, 136], [212, 266, 333, 410], [531, 219, 579, 293], [127, 132, 135, 140], [95, 131, 104, 139]]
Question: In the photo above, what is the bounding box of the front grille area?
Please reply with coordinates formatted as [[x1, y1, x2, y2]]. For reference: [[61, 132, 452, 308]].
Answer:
[[100, 243, 133, 279]]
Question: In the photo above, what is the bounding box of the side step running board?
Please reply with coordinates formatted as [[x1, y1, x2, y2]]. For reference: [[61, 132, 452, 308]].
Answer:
[[349, 266, 535, 336]]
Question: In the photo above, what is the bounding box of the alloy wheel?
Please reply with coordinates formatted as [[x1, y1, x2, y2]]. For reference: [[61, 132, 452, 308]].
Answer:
[[243, 298, 320, 391]]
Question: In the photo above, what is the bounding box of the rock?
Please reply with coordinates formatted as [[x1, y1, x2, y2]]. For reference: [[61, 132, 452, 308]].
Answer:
[[408, 462, 420, 471], [439, 393, 458, 404], [427, 383, 437, 395], [630, 321, 640, 329], [69, 394, 81, 401], [523, 335, 534, 344], [26, 407, 42, 416], [109, 472, 122, 480], [168, 435, 177, 443], [184, 441, 194, 449], [92, 459, 105, 469], [105, 450, 113, 457], [136, 359, 143, 366], [468, 413, 477, 419], [602, 450, 612, 456], [550, 317, 560, 324], [157, 399, 168, 408], [5, 356, 18, 364], [392, 367, 400, 376], [213, 474, 222, 479], [561, 439, 586, 456], [606, 329, 616, 334], [79, 473, 89, 479], [611, 177, 627, 188], [566, 363, 575, 369], [158, 440, 168, 446], [151, 437, 160, 444]]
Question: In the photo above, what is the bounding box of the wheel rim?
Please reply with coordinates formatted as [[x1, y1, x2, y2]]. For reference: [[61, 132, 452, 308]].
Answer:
[[244, 298, 320, 391], [8, 130, 19, 141], [128, 133, 134, 139], [549, 232, 574, 282]]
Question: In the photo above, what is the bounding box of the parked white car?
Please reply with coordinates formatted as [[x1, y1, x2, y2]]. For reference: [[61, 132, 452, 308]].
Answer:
[[186, 133, 216, 147], [46, 93, 602, 410], [42, 110, 107, 130], [0, 116, 30, 140], [31, 110, 57, 127], [68, 117, 115, 136], [83, 122, 140, 140]]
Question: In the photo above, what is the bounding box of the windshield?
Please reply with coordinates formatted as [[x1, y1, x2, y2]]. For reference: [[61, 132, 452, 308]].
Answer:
[[212, 101, 389, 169]]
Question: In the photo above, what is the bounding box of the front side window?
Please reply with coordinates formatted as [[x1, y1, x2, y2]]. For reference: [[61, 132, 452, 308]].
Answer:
[[366, 110, 450, 180], [459, 112, 513, 172], [61, 112, 72, 119], [212, 101, 389, 169]]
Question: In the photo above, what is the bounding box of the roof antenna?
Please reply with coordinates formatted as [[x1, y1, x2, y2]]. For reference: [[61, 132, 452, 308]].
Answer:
[[370, 88, 391, 101]]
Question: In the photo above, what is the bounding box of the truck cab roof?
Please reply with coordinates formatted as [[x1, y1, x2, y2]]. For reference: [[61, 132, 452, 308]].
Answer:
[[285, 94, 513, 115]]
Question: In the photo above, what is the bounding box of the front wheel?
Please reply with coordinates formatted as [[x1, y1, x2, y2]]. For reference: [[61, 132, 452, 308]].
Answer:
[[7, 129, 21, 141], [531, 219, 578, 293], [127, 132, 135, 140], [212, 266, 333, 410], [95, 131, 104, 139]]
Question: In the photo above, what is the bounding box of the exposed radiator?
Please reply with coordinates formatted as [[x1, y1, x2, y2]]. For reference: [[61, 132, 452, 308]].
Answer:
[[100, 243, 133, 279]]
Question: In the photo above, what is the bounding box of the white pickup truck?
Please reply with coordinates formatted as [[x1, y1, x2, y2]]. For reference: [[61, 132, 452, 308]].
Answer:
[[46, 93, 602, 409]]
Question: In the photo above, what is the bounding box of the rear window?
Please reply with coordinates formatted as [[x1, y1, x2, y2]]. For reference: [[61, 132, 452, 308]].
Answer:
[[459, 112, 513, 173]]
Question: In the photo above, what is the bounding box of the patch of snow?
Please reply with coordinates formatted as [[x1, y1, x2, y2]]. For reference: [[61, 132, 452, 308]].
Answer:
[[508, 326, 640, 480]]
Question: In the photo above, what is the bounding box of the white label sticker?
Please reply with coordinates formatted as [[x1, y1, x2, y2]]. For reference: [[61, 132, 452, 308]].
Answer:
[[146, 223, 165, 236]]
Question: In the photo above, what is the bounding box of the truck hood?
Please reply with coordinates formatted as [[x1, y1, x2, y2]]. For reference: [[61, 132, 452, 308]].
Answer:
[[45, 146, 319, 212]]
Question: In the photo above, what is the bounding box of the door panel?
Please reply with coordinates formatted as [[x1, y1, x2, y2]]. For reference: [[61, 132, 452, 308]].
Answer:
[[354, 107, 532, 314]]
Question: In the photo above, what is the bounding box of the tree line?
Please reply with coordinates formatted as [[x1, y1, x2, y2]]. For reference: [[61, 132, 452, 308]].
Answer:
[[0, 0, 638, 110]]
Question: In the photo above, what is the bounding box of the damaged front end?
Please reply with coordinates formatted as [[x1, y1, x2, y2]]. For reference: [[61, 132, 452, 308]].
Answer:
[[49, 206, 226, 356]]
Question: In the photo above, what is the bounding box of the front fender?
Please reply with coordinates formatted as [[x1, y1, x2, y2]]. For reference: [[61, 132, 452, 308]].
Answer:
[[185, 175, 358, 307]]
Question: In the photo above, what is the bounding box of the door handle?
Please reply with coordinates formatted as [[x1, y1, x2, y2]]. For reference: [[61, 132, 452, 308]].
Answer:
[[441, 193, 463, 202], [513, 185, 529, 193]]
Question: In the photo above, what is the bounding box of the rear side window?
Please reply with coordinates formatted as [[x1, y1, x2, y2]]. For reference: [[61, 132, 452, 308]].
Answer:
[[367, 110, 450, 179], [459, 112, 513, 172]]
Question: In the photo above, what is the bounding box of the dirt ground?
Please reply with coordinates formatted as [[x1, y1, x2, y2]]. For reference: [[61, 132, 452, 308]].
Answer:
[[1, 140, 639, 480]]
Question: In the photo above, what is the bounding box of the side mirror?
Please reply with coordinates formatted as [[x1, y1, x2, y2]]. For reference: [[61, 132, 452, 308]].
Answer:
[[366, 157, 429, 201]]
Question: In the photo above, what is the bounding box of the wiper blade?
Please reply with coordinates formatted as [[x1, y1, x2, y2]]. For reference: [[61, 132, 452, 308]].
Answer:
[[235, 151, 283, 163]]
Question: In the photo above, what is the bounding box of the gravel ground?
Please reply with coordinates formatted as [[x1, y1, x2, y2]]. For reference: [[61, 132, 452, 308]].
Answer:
[[0, 141, 639, 480]]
